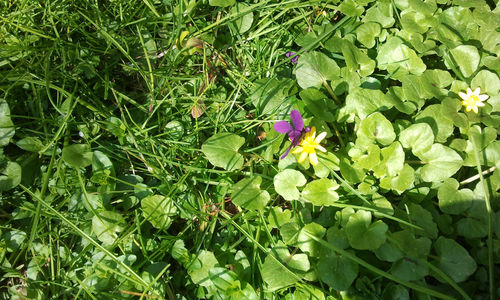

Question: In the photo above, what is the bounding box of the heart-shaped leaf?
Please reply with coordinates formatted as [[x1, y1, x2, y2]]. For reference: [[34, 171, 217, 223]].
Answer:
[[450, 45, 480, 78], [345, 210, 388, 250], [201, 133, 245, 171], [399, 123, 434, 155], [434, 237, 477, 283], [438, 178, 474, 214], [318, 252, 358, 291], [301, 178, 339, 206], [274, 169, 306, 201], [141, 195, 177, 230], [92, 211, 125, 246], [62, 144, 93, 168], [357, 112, 396, 148], [417, 144, 463, 182], [231, 176, 270, 211], [295, 51, 340, 89]]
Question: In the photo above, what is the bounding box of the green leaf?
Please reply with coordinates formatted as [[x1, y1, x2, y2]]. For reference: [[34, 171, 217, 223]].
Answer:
[[357, 112, 395, 148], [261, 242, 310, 291], [201, 133, 244, 171], [209, 0, 235, 7], [3, 230, 26, 252], [376, 37, 426, 78], [318, 252, 358, 291], [62, 144, 93, 168], [16, 137, 44, 152], [141, 195, 177, 230], [415, 104, 454, 143], [450, 45, 480, 78], [399, 123, 434, 155], [0, 161, 21, 192], [471, 70, 500, 96], [341, 40, 375, 77], [274, 169, 306, 201], [374, 242, 404, 262], [301, 178, 339, 206], [406, 203, 438, 239], [345, 88, 394, 119], [338, 0, 364, 16], [164, 120, 184, 139], [267, 207, 292, 229], [356, 22, 381, 48], [0, 99, 15, 147], [209, 267, 240, 292], [373, 142, 405, 178], [434, 237, 477, 283], [296, 223, 326, 257], [345, 210, 388, 250], [314, 152, 340, 178], [327, 226, 350, 250], [92, 211, 125, 246], [380, 163, 415, 194], [363, 0, 395, 27], [390, 257, 428, 281], [91, 150, 115, 185], [188, 250, 219, 287], [230, 3, 253, 34], [295, 51, 340, 89], [456, 197, 488, 238], [468, 125, 497, 151], [248, 78, 295, 115], [391, 230, 431, 258], [417, 144, 463, 182], [231, 176, 270, 211], [300, 88, 335, 122], [437, 178, 473, 215]]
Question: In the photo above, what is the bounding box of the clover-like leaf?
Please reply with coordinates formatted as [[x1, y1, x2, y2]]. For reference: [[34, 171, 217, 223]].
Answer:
[[201, 133, 244, 171], [450, 45, 480, 78], [399, 123, 434, 155], [345, 210, 388, 250], [417, 144, 463, 182], [434, 237, 477, 283], [231, 176, 270, 211], [438, 178, 474, 215], [141, 195, 177, 230], [318, 252, 358, 291], [295, 51, 340, 89], [62, 144, 93, 168], [301, 178, 339, 206], [274, 169, 306, 201]]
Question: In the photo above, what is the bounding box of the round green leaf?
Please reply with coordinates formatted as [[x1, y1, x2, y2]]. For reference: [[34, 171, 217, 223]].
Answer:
[[230, 3, 253, 34], [417, 144, 463, 182], [141, 195, 177, 230], [345, 210, 388, 250], [373, 142, 405, 178], [301, 178, 339, 206], [274, 169, 306, 201], [437, 178, 473, 214], [164, 120, 184, 139], [406, 203, 438, 239], [450, 45, 479, 78], [471, 70, 500, 96], [390, 258, 428, 281], [295, 51, 340, 89], [296, 223, 326, 257], [345, 88, 394, 119], [188, 250, 219, 287], [357, 112, 396, 148], [201, 133, 244, 171], [399, 123, 434, 155], [356, 22, 381, 48], [62, 144, 93, 168], [434, 237, 477, 283], [376, 37, 426, 78], [0, 161, 21, 192], [415, 104, 454, 143], [0, 100, 15, 147], [318, 253, 358, 291], [231, 176, 270, 211], [92, 211, 125, 246]]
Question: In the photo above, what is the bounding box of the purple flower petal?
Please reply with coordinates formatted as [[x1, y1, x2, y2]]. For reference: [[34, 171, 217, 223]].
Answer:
[[274, 121, 292, 133], [290, 110, 304, 132], [281, 144, 293, 159]]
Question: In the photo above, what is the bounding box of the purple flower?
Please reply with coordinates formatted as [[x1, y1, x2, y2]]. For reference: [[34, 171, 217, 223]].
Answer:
[[286, 52, 299, 64], [274, 110, 310, 159]]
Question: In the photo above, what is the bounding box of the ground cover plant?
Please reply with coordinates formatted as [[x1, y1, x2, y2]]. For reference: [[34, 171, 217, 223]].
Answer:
[[1, 0, 500, 299]]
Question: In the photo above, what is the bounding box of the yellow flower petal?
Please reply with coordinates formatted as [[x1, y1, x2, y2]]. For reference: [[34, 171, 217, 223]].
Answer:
[[309, 152, 318, 166], [298, 151, 308, 163]]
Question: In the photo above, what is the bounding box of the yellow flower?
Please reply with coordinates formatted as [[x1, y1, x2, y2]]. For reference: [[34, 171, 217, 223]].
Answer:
[[459, 87, 488, 114], [292, 127, 327, 166]]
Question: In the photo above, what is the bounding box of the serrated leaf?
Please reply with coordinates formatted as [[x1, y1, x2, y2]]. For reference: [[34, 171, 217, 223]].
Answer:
[[274, 169, 306, 201], [295, 51, 340, 89], [301, 178, 339, 206], [231, 176, 270, 211], [201, 133, 244, 171]]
